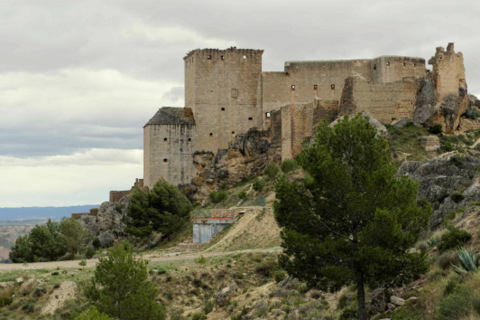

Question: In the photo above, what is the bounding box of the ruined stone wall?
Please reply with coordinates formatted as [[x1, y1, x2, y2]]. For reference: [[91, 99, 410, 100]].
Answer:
[[340, 76, 420, 123], [280, 103, 315, 160], [429, 43, 467, 101], [371, 56, 426, 83], [144, 123, 195, 188], [261, 60, 373, 113], [184, 48, 264, 152]]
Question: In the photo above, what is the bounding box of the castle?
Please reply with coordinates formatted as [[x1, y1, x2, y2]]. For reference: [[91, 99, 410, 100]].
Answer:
[[143, 43, 468, 189]]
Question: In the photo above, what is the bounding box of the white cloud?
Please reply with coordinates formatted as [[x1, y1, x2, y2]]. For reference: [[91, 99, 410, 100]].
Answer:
[[0, 148, 142, 207], [123, 22, 235, 48]]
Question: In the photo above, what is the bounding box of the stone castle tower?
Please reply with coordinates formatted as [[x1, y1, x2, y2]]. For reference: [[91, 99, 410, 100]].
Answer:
[[184, 48, 264, 152]]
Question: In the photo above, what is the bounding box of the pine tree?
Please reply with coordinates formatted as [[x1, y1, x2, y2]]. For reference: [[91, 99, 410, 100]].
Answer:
[[274, 114, 431, 320], [85, 241, 165, 320], [125, 179, 192, 238]]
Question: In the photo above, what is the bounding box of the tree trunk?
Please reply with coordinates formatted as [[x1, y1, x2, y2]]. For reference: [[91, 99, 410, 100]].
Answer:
[[357, 275, 367, 320]]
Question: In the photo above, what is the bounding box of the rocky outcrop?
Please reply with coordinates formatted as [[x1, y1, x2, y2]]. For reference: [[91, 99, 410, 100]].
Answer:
[[413, 74, 469, 133], [78, 197, 129, 247], [181, 128, 274, 202], [397, 154, 480, 229]]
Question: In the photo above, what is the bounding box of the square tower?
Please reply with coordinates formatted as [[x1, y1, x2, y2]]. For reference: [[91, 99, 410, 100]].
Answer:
[[184, 48, 264, 152]]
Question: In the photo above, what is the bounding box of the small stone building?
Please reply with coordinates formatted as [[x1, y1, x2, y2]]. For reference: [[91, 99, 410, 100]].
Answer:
[[143, 107, 195, 188]]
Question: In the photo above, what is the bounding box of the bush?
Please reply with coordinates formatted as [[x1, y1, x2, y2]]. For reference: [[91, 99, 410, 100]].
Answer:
[[438, 288, 480, 320], [273, 270, 286, 283], [92, 238, 101, 249], [252, 178, 265, 192], [74, 306, 114, 320], [443, 141, 454, 152], [464, 109, 480, 120], [438, 228, 472, 252], [437, 251, 458, 270], [85, 241, 165, 320], [451, 191, 465, 203], [209, 190, 227, 204], [339, 307, 357, 320], [264, 162, 280, 178], [281, 159, 299, 173], [192, 313, 207, 320], [238, 190, 247, 199], [204, 300, 214, 314], [428, 124, 443, 134], [85, 247, 95, 259]]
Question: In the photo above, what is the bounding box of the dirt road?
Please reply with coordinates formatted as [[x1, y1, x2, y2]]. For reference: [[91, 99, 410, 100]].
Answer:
[[0, 247, 282, 271]]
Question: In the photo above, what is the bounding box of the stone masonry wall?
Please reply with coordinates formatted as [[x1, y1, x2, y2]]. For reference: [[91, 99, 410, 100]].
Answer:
[[261, 59, 373, 113], [184, 48, 264, 152], [144, 123, 195, 188], [340, 76, 420, 123]]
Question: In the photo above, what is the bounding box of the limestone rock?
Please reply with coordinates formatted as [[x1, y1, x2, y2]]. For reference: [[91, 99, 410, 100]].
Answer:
[[390, 296, 405, 306], [78, 196, 129, 247], [397, 154, 480, 229], [418, 135, 440, 151], [216, 282, 237, 306], [370, 287, 392, 313]]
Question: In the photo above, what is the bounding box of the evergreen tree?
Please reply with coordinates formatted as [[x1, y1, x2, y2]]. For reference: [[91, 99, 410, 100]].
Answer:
[[126, 179, 192, 238], [85, 241, 165, 320], [274, 114, 431, 320]]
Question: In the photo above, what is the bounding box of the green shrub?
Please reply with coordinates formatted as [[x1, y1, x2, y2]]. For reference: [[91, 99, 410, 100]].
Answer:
[[92, 238, 101, 249], [438, 228, 472, 252], [238, 191, 247, 200], [264, 162, 280, 178], [253, 178, 265, 192], [437, 251, 458, 270], [209, 190, 227, 203], [438, 288, 480, 320], [451, 191, 465, 203], [85, 247, 95, 259], [443, 141, 454, 152], [192, 313, 207, 320], [79, 259, 87, 267], [194, 255, 206, 264], [339, 307, 357, 320], [464, 109, 480, 120], [74, 306, 114, 320], [428, 124, 443, 134], [0, 293, 12, 307], [281, 159, 299, 173], [204, 300, 214, 314], [273, 270, 286, 283]]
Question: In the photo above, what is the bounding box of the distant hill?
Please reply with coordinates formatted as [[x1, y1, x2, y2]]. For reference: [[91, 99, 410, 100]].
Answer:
[[0, 205, 99, 224]]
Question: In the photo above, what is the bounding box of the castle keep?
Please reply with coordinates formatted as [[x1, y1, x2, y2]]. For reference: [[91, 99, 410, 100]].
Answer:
[[144, 43, 467, 189]]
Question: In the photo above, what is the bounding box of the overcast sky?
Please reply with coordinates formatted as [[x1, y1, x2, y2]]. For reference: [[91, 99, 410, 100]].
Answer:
[[1, 0, 479, 207]]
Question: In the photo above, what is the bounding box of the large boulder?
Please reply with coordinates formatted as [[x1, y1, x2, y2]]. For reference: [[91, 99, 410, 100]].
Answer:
[[397, 154, 480, 229]]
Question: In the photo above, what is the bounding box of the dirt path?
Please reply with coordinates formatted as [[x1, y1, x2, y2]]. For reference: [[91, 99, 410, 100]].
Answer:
[[0, 247, 282, 271]]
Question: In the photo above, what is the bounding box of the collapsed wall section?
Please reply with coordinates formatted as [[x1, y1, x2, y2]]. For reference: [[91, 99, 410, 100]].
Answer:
[[143, 107, 196, 189]]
